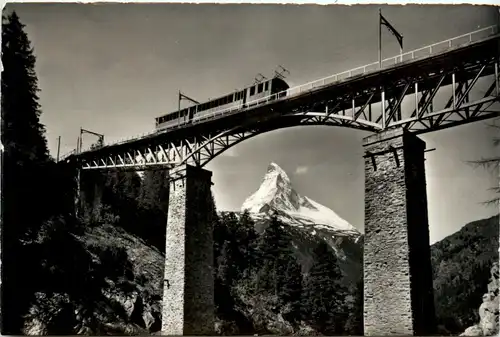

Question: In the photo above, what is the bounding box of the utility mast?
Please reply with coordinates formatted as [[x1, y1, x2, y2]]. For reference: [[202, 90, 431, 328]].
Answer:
[[254, 73, 267, 84], [274, 65, 290, 80], [77, 128, 104, 153]]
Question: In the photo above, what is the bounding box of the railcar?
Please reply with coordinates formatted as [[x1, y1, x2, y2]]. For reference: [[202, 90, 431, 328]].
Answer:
[[155, 77, 290, 131]]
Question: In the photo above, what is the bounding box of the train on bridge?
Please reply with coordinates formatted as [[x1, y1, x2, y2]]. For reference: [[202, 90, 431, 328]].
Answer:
[[155, 77, 290, 131]]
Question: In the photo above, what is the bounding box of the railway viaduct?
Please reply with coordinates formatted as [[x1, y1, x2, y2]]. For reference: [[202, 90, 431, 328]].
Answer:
[[62, 26, 500, 336]]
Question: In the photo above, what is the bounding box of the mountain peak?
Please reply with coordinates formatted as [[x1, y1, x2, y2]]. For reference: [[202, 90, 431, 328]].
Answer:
[[242, 163, 359, 235], [266, 162, 291, 182]]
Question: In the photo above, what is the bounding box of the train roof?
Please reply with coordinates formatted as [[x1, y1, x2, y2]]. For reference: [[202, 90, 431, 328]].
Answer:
[[155, 76, 289, 120]]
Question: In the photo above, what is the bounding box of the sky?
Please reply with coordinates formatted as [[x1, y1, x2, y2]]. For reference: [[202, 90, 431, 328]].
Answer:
[[4, 3, 499, 244]]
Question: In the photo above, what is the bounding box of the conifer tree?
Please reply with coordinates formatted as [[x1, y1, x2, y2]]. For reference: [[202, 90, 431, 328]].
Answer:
[[217, 212, 243, 286], [238, 210, 258, 273], [303, 241, 348, 335], [2, 11, 50, 239], [278, 252, 303, 323], [1, 11, 51, 333], [259, 214, 291, 263], [2, 12, 49, 165], [344, 277, 364, 335], [256, 214, 303, 316], [139, 170, 169, 214]]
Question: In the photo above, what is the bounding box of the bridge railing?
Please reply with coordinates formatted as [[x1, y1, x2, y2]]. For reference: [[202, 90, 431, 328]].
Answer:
[[192, 24, 498, 122], [74, 24, 498, 155], [59, 149, 76, 161]]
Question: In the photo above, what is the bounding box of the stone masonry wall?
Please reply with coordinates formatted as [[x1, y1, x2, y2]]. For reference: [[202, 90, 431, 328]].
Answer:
[[363, 129, 435, 335], [161, 164, 214, 335], [403, 131, 436, 335]]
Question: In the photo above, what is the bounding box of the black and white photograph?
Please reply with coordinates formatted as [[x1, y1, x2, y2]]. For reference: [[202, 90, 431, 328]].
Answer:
[[0, 2, 499, 336]]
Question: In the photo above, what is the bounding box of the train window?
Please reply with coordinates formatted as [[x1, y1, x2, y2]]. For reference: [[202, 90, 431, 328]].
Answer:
[[228, 95, 233, 103], [258, 83, 264, 93], [250, 86, 255, 96], [265, 81, 269, 91]]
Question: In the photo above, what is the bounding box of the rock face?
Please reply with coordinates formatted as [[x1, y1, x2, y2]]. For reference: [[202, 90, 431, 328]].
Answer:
[[239, 162, 363, 280], [242, 162, 360, 236], [461, 262, 500, 336], [21, 224, 164, 335]]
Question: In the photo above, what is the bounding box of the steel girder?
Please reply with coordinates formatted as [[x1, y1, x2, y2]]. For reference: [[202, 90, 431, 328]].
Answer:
[[72, 115, 378, 171], [66, 36, 500, 171]]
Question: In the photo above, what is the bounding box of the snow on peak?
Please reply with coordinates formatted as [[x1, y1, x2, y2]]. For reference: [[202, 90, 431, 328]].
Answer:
[[241, 162, 297, 213], [241, 163, 359, 234]]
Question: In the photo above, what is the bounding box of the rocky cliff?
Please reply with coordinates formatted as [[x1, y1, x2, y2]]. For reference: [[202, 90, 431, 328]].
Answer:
[[461, 262, 499, 336], [21, 223, 164, 335]]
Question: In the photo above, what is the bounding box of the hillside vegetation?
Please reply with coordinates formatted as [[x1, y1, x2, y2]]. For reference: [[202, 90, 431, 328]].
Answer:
[[431, 215, 499, 335], [2, 10, 498, 336]]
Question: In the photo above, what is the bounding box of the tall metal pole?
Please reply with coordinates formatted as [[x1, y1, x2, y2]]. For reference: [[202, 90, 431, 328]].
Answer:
[[79, 128, 83, 154], [75, 167, 81, 218], [378, 8, 382, 69], [495, 62, 499, 97], [381, 89, 386, 129], [56, 136, 61, 162], [178, 91, 181, 127]]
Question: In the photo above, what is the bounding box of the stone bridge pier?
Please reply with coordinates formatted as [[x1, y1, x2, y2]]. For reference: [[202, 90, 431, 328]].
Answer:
[[161, 164, 215, 336], [363, 129, 436, 335], [157, 129, 437, 336]]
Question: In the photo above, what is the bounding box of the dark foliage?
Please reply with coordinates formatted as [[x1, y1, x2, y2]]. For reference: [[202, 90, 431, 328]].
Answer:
[[344, 278, 363, 335], [213, 212, 360, 334], [2, 12, 494, 335], [0, 11, 149, 334], [431, 215, 499, 335], [0, 11, 65, 334], [80, 169, 169, 252], [302, 241, 348, 335]]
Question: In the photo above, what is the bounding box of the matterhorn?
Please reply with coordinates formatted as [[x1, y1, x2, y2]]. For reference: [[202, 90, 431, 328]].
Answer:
[[242, 162, 361, 237], [239, 162, 363, 279]]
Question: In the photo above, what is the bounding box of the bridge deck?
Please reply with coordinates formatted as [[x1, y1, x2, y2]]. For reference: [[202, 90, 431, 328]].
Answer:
[[65, 25, 499, 163]]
